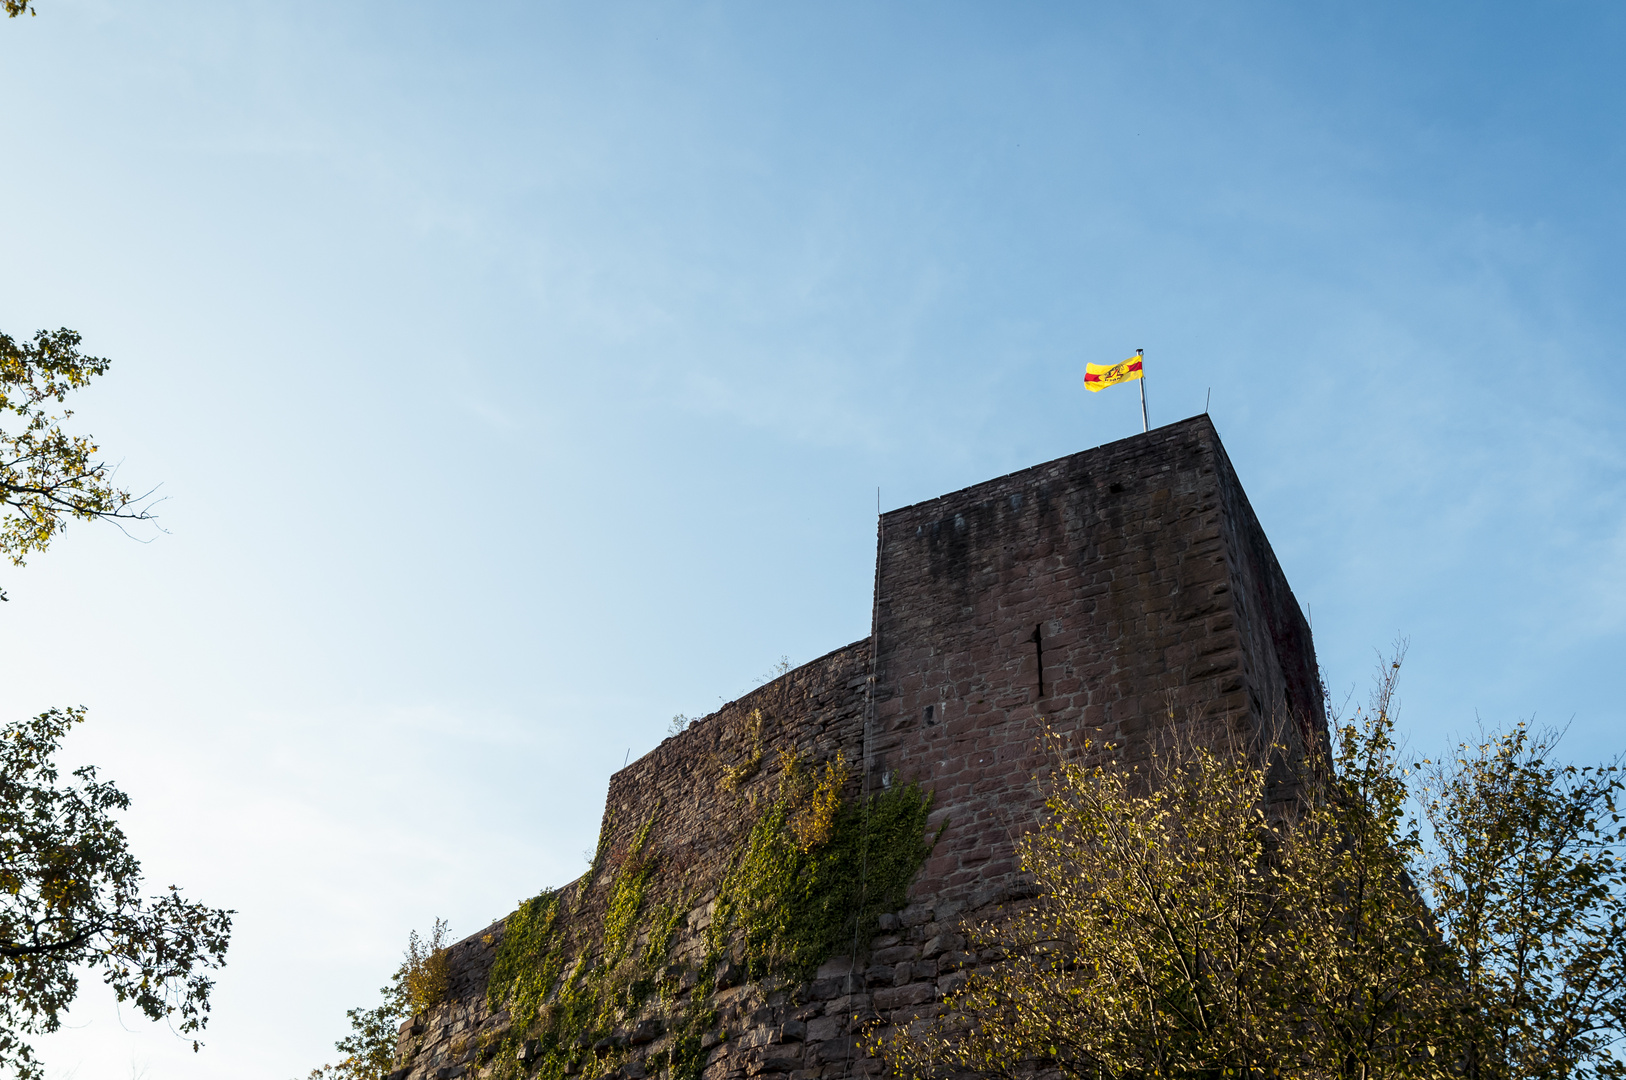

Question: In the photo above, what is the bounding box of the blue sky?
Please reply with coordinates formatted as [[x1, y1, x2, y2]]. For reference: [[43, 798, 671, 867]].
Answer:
[[1, 2, 1623, 1076]]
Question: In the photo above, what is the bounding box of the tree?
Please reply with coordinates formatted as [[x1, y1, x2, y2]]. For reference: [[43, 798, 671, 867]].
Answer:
[[4, 2, 37, 18], [0, 328, 159, 590], [0, 324, 229, 1072], [1422, 724, 1626, 1080], [878, 657, 1626, 1080], [7, 20, 225, 1075], [1273, 658, 1461, 1078], [877, 664, 1461, 1080], [0, 706, 233, 1079]]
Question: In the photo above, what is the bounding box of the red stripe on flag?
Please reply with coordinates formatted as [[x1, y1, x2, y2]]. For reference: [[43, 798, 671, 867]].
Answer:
[[1085, 359, 1142, 383]]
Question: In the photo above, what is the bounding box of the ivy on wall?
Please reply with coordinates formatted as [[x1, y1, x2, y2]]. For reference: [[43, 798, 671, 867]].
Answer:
[[712, 753, 936, 983], [479, 752, 937, 1080]]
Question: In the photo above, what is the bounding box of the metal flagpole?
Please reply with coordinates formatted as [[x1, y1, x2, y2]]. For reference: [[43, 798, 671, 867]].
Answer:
[[1136, 348, 1148, 432]]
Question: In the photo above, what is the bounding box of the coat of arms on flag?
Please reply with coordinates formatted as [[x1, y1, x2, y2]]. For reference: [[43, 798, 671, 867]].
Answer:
[[1084, 354, 1144, 392]]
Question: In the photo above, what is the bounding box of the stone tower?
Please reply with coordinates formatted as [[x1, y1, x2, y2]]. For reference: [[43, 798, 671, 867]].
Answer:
[[389, 414, 1324, 1080], [866, 411, 1325, 907]]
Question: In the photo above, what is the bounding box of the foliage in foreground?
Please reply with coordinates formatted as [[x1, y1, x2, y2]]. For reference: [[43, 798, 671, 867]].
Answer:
[[1423, 723, 1626, 1080], [0, 328, 158, 578], [0, 316, 216, 1074], [0, 708, 234, 1080], [302, 919, 453, 1080], [878, 655, 1626, 1080]]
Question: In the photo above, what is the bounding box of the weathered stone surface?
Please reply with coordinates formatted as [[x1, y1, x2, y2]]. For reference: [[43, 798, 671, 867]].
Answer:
[[870, 945, 919, 966], [872, 983, 935, 1010]]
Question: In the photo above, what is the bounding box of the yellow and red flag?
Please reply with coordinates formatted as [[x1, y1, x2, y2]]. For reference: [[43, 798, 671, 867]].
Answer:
[[1084, 354, 1143, 392]]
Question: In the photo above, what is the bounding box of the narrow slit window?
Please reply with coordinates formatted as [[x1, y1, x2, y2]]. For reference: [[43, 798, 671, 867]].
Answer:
[[1030, 625, 1044, 699]]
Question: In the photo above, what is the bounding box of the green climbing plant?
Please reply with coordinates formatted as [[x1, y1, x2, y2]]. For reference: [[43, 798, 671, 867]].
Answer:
[[711, 755, 937, 982], [478, 748, 938, 1080], [482, 810, 674, 1080]]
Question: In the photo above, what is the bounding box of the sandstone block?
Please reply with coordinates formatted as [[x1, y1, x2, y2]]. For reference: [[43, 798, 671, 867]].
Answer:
[[899, 906, 934, 928], [805, 1015, 844, 1043], [872, 982, 934, 1010]]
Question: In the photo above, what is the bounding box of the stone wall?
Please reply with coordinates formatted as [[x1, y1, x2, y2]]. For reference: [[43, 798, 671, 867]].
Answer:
[[390, 887, 1034, 1080], [387, 642, 882, 1080], [388, 414, 1323, 1080], [596, 640, 873, 894]]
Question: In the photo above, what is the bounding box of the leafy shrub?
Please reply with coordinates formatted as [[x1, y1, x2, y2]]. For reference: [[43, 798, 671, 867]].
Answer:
[[302, 919, 452, 1080], [402, 918, 453, 1014]]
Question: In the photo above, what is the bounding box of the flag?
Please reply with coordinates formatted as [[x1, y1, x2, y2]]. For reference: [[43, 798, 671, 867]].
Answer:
[[1084, 354, 1143, 392]]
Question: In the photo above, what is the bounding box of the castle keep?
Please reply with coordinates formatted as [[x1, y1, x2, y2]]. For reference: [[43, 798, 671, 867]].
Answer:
[[391, 414, 1325, 1080]]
